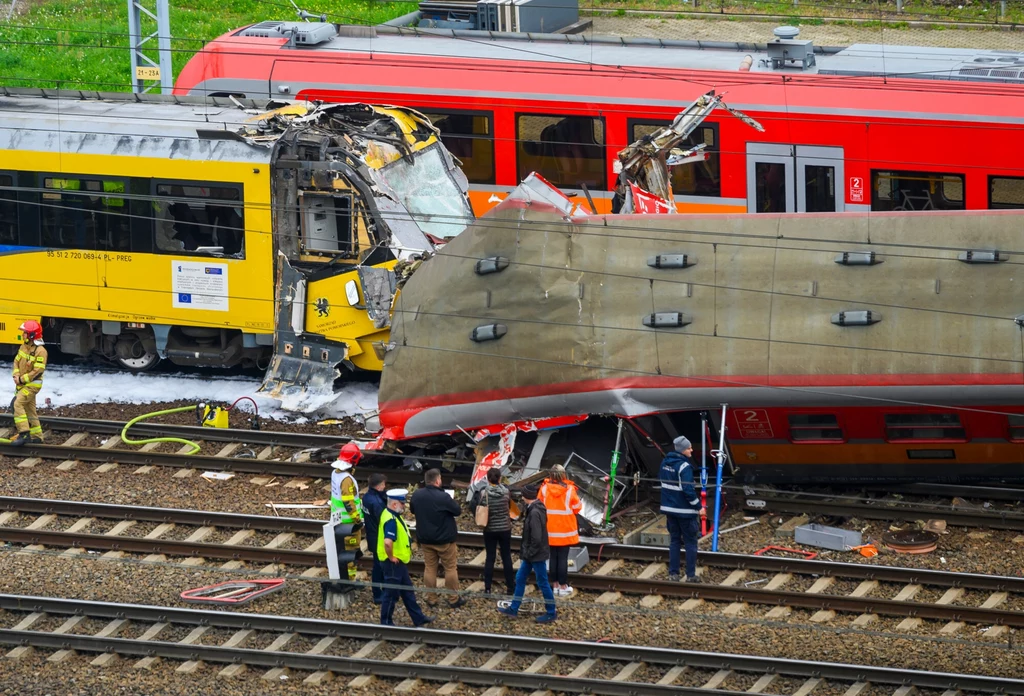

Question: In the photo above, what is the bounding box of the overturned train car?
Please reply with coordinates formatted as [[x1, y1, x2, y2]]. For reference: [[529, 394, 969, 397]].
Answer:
[[379, 190, 1024, 483]]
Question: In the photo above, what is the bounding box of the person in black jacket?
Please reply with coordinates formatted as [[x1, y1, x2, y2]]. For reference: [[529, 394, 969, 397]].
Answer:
[[410, 469, 465, 608], [497, 484, 556, 623], [361, 472, 389, 604]]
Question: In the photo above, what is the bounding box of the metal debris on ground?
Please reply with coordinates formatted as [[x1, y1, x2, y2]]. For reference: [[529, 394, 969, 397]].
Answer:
[[200, 471, 235, 481], [180, 579, 286, 605], [752, 546, 818, 560], [882, 529, 940, 554], [794, 523, 862, 551]]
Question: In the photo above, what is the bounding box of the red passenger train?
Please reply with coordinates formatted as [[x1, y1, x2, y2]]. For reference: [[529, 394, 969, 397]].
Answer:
[[175, 23, 1024, 217]]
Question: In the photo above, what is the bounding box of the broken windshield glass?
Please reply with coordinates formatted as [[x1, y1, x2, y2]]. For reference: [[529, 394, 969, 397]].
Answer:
[[380, 144, 472, 239]]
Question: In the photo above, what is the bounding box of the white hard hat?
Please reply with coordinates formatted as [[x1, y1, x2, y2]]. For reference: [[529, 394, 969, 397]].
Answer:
[[331, 459, 352, 471]]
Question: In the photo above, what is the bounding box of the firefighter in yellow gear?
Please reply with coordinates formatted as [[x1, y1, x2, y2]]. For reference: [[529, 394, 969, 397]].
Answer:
[[10, 320, 46, 446], [329, 442, 364, 580]]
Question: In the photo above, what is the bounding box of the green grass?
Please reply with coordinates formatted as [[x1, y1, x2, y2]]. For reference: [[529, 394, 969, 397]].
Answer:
[[0, 0, 414, 91], [589, 0, 1024, 25]]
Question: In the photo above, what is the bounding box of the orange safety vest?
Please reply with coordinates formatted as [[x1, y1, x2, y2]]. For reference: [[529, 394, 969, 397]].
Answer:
[[539, 478, 582, 547]]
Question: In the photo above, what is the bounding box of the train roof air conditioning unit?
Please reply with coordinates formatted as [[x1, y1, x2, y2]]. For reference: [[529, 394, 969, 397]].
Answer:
[[766, 26, 815, 71]]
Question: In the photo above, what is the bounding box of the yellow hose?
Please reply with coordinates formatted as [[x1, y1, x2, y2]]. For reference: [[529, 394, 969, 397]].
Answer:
[[121, 406, 201, 455]]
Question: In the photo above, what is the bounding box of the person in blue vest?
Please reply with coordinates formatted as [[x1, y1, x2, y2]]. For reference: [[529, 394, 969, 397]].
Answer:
[[659, 436, 706, 583], [361, 472, 389, 605], [378, 488, 434, 627]]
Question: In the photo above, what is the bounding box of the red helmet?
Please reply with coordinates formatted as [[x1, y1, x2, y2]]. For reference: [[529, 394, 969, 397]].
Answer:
[[338, 442, 363, 465], [19, 320, 42, 343]]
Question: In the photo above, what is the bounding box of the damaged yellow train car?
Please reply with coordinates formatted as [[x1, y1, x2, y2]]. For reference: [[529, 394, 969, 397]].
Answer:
[[0, 89, 471, 397]]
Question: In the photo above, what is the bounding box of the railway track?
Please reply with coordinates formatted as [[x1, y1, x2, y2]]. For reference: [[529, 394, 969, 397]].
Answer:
[[741, 489, 1024, 531], [3, 416, 1021, 532], [0, 417, 428, 485], [1, 593, 1021, 694], [2, 497, 1023, 631]]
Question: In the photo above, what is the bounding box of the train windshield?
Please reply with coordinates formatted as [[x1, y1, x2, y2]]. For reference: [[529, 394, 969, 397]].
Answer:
[[379, 143, 472, 240]]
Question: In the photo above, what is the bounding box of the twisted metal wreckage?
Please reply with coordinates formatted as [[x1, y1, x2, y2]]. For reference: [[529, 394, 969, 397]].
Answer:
[[366, 90, 1024, 510], [363, 91, 767, 520], [234, 101, 474, 400]]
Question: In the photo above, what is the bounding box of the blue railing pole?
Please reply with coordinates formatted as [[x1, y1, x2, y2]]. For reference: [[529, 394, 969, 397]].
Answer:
[[711, 403, 728, 552]]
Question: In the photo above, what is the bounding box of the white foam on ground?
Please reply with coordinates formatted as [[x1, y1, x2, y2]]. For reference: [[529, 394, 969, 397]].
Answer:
[[32, 366, 379, 421]]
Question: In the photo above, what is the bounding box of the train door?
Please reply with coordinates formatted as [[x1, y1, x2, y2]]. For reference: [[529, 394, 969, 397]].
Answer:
[[746, 144, 844, 214]]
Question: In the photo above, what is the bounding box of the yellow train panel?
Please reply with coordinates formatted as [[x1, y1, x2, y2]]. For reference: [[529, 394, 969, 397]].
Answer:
[[2, 150, 276, 336]]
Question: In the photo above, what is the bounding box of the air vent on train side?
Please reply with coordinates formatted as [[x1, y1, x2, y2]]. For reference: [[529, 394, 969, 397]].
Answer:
[[475, 256, 510, 275], [643, 312, 692, 328], [471, 324, 507, 342], [958, 250, 1006, 263], [834, 251, 881, 266], [648, 254, 696, 269], [831, 310, 880, 326]]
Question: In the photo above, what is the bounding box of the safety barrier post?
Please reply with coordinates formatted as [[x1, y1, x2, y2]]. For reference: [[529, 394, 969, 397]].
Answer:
[[604, 418, 625, 525], [700, 415, 709, 536]]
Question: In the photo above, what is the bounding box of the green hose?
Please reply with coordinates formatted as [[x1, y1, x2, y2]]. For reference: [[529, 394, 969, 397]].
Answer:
[[121, 406, 201, 455]]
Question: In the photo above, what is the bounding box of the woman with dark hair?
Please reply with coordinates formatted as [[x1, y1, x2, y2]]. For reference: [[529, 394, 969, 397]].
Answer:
[[475, 467, 515, 595], [538, 464, 582, 596]]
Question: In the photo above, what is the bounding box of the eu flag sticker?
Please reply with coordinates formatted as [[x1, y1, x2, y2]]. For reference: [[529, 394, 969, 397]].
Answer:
[[205, 267, 223, 275], [178, 293, 192, 303]]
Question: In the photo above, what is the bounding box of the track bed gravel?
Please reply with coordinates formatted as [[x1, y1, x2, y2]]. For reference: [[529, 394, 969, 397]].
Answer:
[[0, 552, 1019, 682]]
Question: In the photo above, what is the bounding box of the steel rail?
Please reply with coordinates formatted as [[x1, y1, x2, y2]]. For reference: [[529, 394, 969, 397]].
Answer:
[[0, 414, 350, 449], [745, 494, 1024, 531], [0, 630, 703, 696], [6, 497, 1024, 594], [0, 527, 325, 567], [2, 523, 1022, 626], [1, 595, 1022, 693], [0, 443, 425, 485]]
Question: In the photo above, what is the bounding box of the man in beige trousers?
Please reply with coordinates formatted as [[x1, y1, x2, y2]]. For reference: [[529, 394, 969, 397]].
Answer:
[[410, 468, 466, 608]]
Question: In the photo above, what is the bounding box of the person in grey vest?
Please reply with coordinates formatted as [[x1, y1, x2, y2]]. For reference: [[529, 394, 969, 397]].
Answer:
[[472, 467, 515, 595]]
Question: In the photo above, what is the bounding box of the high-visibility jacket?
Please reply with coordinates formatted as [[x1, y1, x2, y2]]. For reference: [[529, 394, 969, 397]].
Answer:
[[377, 508, 412, 563], [538, 478, 582, 546], [12, 344, 47, 390], [330, 470, 361, 524]]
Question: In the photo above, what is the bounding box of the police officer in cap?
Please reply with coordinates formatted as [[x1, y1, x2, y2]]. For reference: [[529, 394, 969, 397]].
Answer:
[[378, 488, 434, 627]]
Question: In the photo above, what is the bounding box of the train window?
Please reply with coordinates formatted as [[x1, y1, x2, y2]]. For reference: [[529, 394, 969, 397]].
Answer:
[[870, 170, 964, 212], [516, 114, 606, 190], [153, 183, 244, 257], [629, 121, 720, 197], [1007, 414, 1024, 441], [989, 176, 1024, 209], [788, 414, 843, 442], [0, 174, 16, 245], [421, 111, 495, 185], [884, 413, 966, 441], [40, 176, 130, 251]]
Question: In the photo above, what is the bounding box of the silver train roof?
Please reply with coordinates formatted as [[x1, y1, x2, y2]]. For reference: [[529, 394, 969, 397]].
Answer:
[[245, 23, 1024, 84]]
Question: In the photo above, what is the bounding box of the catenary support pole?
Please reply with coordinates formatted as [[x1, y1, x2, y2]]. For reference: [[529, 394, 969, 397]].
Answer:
[[127, 0, 173, 94]]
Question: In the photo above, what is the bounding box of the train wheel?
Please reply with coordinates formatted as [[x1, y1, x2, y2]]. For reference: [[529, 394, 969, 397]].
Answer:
[[114, 334, 161, 373]]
